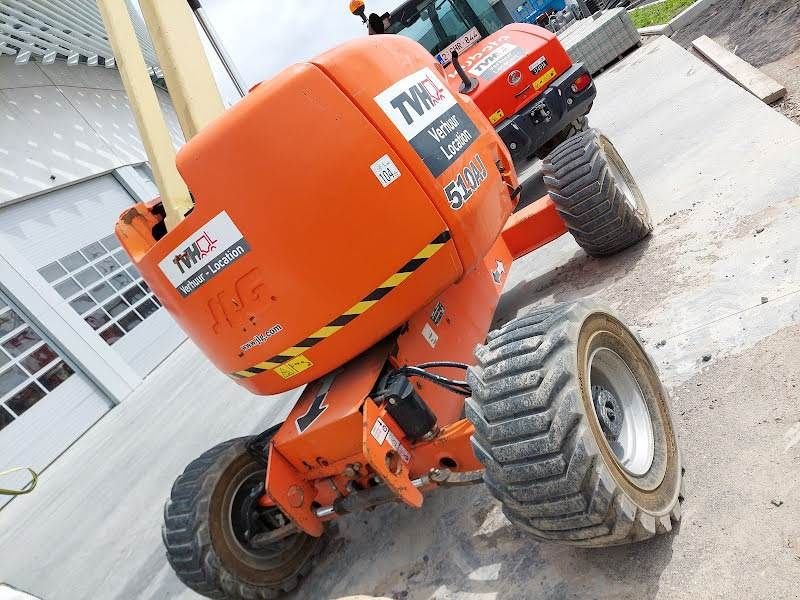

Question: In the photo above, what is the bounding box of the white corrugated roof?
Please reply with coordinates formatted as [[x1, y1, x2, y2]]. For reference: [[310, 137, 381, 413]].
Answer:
[[0, 0, 161, 75]]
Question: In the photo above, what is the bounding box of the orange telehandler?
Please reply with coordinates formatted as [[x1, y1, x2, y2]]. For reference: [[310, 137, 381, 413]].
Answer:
[[109, 5, 682, 599]]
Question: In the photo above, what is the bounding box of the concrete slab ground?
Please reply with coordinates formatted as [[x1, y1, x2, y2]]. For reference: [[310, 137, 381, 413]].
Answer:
[[2, 37, 800, 600], [0, 345, 299, 600]]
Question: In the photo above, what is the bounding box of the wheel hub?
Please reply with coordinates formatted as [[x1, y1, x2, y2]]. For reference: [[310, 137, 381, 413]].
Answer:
[[588, 347, 655, 477], [228, 472, 292, 555], [592, 385, 624, 439]]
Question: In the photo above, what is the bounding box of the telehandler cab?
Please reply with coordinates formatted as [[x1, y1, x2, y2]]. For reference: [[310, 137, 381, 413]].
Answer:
[[103, 2, 682, 598]]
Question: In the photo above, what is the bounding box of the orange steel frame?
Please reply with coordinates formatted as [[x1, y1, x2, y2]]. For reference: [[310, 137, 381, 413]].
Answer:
[[264, 198, 567, 535]]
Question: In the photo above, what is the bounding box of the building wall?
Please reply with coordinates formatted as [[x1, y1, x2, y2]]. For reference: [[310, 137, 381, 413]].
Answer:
[[0, 57, 190, 490], [0, 56, 183, 205]]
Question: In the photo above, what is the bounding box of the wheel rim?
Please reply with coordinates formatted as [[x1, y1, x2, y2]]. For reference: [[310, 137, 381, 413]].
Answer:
[[578, 310, 681, 507], [588, 347, 655, 476], [599, 135, 650, 222], [206, 446, 322, 587], [223, 469, 296, 562]]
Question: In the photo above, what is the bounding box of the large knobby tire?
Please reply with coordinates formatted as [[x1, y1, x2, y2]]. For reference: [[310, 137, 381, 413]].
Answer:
[[466, 301, 683, 547], [162, 437, 323, 599], [543, 129, 652, 257]]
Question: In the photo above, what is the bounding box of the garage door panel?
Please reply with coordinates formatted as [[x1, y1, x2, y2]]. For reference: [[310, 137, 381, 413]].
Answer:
[[0, 173, 186, 378], [0, 173, 187, 501], [0, 375, 107, 505], [0, 290, 111, 507], [0, 176, 131, 269], [113, 309, 186, 378]]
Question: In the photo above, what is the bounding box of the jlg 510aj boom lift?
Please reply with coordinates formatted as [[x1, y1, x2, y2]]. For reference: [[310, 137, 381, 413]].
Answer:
[[99, 1, 682, 598]]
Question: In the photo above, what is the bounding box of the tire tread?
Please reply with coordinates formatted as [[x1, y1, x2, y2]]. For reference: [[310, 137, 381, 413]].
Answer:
[[542, 129, 652, 257], [467, 301, 682, 546]]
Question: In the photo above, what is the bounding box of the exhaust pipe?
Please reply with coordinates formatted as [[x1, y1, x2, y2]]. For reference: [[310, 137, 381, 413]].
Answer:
[[451, 51, 478, 94]]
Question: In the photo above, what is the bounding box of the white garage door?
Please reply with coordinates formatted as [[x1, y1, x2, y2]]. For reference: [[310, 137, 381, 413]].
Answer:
[[0, 174, 185, 379], [0, 289, 109, 505]]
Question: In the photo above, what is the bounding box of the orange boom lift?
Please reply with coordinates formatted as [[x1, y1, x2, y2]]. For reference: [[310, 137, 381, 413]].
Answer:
[[103, 2, 682, 598]]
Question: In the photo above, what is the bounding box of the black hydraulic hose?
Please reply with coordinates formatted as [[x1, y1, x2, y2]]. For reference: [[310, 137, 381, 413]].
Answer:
[[415, 361, 470, 370], [390, 366, 471, 396]]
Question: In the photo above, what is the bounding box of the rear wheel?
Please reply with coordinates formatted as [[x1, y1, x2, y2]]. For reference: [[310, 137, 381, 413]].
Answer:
[[543, 129, 652, 257], [466, 301, 682, 547], [162, 437, 322, 599]]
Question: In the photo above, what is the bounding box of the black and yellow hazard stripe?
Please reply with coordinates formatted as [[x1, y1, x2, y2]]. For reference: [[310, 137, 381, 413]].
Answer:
[[231, 231, 452, 379]]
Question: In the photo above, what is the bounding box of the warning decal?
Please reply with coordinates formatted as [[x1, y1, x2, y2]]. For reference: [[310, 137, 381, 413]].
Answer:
[[533, 67, 558, 91], [371, 418, 411, 463], [231, 232, 452, 380]]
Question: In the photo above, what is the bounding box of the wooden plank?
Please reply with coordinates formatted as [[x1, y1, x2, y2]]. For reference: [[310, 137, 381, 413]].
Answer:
[[691, 35, 786, 104], [638, 24, 673, 36]]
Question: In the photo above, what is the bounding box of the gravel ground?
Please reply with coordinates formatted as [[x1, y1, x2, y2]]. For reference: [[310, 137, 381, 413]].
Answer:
[[761, 51, 800, 124], [305, 325, 800, 600], [671, 0, 800, 124]]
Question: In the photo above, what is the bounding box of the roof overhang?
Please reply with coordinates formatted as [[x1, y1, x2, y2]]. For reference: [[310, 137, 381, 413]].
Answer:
[[0, 0, 162, 76]]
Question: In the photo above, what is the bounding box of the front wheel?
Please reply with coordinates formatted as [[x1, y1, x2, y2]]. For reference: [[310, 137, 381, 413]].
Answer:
[[466, 301, 683, 547], [162, 437, 323, 599]]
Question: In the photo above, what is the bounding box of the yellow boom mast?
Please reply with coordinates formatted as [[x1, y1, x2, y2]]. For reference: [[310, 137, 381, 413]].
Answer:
[[96, 0, 228, 230]]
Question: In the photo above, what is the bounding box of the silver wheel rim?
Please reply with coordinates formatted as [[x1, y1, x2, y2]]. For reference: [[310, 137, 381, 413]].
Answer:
[[588, 347, 655, 476], [605, 149, 640, 214]]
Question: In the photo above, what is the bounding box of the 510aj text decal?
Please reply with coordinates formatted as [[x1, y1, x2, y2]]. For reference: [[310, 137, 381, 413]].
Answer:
[[444, 153, 488, 210]]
